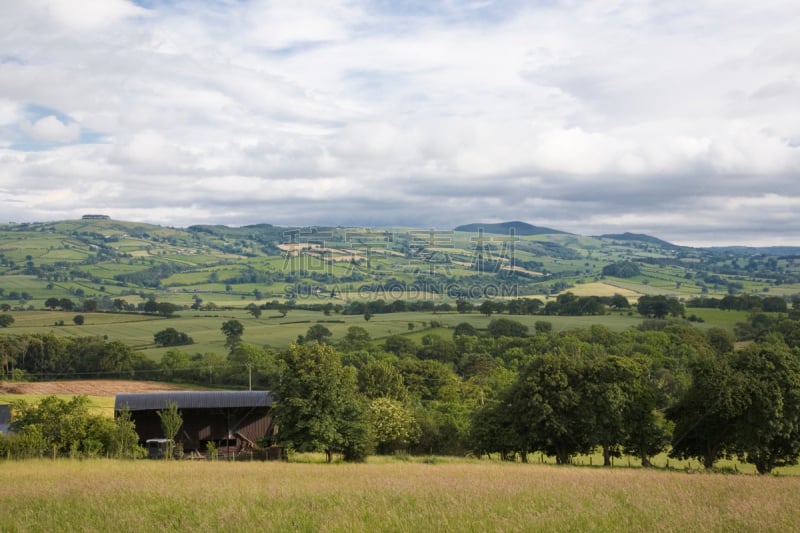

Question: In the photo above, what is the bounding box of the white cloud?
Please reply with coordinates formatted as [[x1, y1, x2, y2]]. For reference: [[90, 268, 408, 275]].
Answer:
[[25, 0, 149, 31], [0, 0, 799, 245], [0, 100, 20, 126], [242, 1, 361, 50], [21, 115, 81, 143]]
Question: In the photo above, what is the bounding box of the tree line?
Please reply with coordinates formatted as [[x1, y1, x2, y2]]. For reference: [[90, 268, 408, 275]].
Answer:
[[4, 309, 800, 470], [251, 315, 800, 471]]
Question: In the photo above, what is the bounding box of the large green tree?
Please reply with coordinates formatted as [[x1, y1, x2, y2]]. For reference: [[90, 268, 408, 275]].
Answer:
[[304, 324, 333, 344], [357, 361, 408, 402], [584, 356, 643, 466], [228, 343, 278, 389], [368, 397, 419, 454], [154, 327, 193, 347], [273, 343, 370, 462], [502, 354, 593, 464], [246, 303, 262, 318], [221, 319, 244, 350], [339, 326, 372, 352], [97, 340, 138, 377], [487, 318, 529, 338], [160, 349, 191, 381], [668, 355, 748, 469], [730, 342, 800, 474]]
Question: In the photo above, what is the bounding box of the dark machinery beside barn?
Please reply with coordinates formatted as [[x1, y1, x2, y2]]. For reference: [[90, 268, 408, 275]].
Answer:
[[114, 391, 284, 459]]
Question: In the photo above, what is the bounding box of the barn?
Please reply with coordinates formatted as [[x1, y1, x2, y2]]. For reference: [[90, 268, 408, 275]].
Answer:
[[114, 391, 279, 458]]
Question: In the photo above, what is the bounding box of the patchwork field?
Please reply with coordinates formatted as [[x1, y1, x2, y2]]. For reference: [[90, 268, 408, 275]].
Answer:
[[2, 307, 669, 360]]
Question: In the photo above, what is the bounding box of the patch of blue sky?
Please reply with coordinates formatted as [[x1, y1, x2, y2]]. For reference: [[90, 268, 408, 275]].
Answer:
[[129, 0, 176, 9], [0, 55, 25, 65], [8, 104, 108, 151], [258, 40, 340, 58], [367, 0, 528, 23], [131, 0, 243, 12], [23, 104, 71, 124], [9, 130, 107, 152]]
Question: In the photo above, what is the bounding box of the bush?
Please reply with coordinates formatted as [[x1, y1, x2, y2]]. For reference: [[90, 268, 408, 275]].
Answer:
[[6, 396, 119, 459], [206, 441, 218, 461], [154, 327, 194, 347], [602, 261, 641, 278], [487, 318, 529, 338]]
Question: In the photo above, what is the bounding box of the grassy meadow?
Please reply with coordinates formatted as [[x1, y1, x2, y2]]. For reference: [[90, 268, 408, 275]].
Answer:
[[2, 306, 743, 361], [1, 459, 799, 532]]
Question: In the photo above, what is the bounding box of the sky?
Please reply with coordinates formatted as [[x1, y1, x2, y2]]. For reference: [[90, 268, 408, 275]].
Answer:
[[0, 0, 799, 247]]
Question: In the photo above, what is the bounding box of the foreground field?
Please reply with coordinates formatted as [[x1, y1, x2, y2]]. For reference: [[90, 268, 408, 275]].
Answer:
[[1, 460, 798, 532]]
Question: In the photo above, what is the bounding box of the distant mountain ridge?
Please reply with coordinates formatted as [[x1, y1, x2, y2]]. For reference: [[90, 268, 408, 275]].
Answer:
[[453, 221, 568, 236], [4, 217, 797, 255]]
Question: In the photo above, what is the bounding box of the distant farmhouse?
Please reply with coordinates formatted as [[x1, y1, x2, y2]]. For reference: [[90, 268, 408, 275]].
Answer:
[[82, 214, 110, 220], [114, 391, 280, 458]]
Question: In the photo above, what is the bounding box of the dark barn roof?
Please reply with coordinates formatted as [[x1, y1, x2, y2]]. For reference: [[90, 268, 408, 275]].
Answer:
[[114, 391, 272, 412]]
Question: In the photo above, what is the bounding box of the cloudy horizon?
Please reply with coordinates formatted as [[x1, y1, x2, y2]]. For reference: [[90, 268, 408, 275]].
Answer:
[[1, 0, 799, 247]]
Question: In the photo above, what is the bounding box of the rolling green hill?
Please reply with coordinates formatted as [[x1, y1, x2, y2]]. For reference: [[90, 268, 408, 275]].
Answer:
[[1, 218, 799, 319]]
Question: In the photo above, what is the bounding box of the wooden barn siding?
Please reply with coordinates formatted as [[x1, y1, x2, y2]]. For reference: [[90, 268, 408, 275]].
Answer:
[[130, 407, 273, 451], [237, 411, 275, 444]]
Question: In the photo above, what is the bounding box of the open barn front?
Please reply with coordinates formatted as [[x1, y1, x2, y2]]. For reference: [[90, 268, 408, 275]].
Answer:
[[114, 391, 284, 459]]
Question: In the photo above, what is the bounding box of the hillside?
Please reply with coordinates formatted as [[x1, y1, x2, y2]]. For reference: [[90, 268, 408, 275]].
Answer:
[[3, 218, 800, 472], [1, 218, 799, 320]]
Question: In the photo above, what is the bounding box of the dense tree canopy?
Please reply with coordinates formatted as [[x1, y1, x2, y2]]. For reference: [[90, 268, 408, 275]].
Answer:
[[153, 327, 193, 347], [5, 292, 800, 468], [304, 324, 333, 344], [272, 343, 370, 462], [602, 261, 641, 278]]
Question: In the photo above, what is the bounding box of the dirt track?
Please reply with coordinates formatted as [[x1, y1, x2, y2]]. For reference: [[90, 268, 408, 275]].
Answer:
[[0, 380, 191, 396]]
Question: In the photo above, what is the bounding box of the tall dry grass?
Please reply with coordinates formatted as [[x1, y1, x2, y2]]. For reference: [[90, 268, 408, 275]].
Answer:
[[1, 460, 798, 532]]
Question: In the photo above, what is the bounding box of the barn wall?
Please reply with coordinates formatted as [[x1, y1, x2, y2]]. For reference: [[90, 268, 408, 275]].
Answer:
[[130, 407, 274, 452]]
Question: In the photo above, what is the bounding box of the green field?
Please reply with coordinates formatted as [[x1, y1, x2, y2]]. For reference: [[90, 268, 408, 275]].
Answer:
[[0, 394, 114, 417], [1, 460, 798, 532], [0, 305, 757, 359]]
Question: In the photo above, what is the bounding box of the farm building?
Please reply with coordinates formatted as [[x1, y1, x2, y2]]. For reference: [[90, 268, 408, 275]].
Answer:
[[0, 405, 10, 435], [114, 391, 279, 458]]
